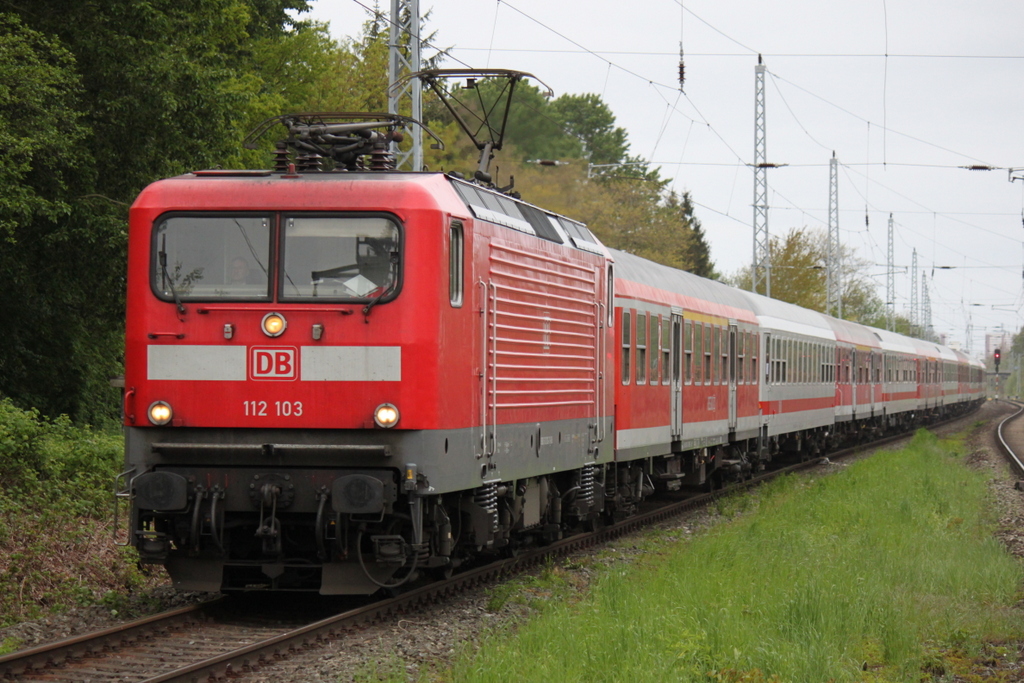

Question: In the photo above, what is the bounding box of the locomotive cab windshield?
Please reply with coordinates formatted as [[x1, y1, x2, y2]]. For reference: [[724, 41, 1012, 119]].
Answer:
[[151, 213, 402, 303]]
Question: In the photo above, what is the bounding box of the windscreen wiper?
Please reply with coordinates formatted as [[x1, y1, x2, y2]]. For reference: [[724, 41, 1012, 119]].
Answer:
[[159, 237, 185, 314], [362, 282, 394, 322], [361, 252, 399, 322]]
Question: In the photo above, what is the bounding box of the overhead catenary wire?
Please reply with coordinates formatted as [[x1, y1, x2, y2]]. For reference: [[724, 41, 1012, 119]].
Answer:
[[341, 0, 1019, 346]]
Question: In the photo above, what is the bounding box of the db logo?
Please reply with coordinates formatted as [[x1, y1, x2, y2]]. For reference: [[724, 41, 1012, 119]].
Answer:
[[249, 347, 298, 380]]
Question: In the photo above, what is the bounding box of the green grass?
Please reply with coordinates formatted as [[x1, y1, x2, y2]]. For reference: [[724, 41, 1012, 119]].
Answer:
[[430, 429, 1024, 682]]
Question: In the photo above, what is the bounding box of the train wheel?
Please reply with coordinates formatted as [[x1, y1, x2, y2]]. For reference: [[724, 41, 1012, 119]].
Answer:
[[429, 563, 454, 580], [584, 515, 605, 533]]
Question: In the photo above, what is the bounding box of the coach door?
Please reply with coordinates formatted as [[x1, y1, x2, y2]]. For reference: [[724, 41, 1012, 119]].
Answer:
[[728, 322, 738, 432], [851, 348, 858, 417], [671, 312, 683, 438]]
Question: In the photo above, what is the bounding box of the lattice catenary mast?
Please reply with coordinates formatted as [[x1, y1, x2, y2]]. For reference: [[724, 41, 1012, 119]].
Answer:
[[965, 313, 973, 356], [388, 0, 422, 170], [752, 56, 771, 298], [910, 249, 919, 337], [922, 273, 933, 341], [826, 153, 842, 318], [886, 213, 895, 331]]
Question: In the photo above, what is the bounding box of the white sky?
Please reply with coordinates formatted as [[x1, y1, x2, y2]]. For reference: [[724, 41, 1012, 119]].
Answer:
[[305, 0, 1024, 357]]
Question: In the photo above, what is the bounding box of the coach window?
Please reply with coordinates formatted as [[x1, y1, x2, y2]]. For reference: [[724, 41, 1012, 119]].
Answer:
[[740, 331, 748, 384], [708, 325, 716, 385], [621, 311, 631, 385], [787, 339, 795, 384], [771, 337, 779, 384], [684, 321, 692, 385], [782, 337, 790, 385], [795, 341, 802, 383], [805, 341, 811, 383], [799, 340, 804, 383], [684, 320, 693, 384], [693, 321, 703, 384], [749, 335, 757, 387], [662, 318, 672, 385], [636, 313, 647, 384], [792, 340, 799, 383], [741, 327, 749, 382], [720, 328, 728, 383], [449, 221, 464, 307], [801, 341, 808, 383], [650, 315, 660, 383], [785, 338, 792, 383], [786, 338, 793, 383], [712, 328, 719, 383], [773, 338, 781, 384], [751, 332, 758, 383], [703, 324, 712, 385]]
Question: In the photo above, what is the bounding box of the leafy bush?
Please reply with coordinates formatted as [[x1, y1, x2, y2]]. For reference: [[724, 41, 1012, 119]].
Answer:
[[0, 397, 122, 516], [0, 397, 144, 625]]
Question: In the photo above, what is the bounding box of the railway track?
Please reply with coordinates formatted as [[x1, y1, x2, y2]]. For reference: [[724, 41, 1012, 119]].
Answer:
[[1, 408, 981, 682], [995, 399, 1024, 478]]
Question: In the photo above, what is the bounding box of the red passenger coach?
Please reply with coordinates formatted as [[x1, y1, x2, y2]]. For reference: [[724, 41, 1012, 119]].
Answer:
[[121, 123, 614, 594], [611, 251, 763, 490]]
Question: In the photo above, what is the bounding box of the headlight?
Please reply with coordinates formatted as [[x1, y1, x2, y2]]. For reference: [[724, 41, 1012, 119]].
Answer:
[[374, 403, 400, 428], [148, 401, 173, 426], [262, 312, 287, 337]]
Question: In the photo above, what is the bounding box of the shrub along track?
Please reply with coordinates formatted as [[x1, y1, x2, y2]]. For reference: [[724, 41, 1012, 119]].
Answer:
[[0, 405, 993, 682]]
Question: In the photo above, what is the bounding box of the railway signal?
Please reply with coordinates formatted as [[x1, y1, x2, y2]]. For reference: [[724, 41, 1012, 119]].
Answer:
[[995, 348, 1002, 372]]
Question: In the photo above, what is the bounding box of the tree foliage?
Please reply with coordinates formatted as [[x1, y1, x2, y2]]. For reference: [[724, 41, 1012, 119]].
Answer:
[[728, 227, 886, 326], [1, 0, 307, 422], [0, 7, 718, 421], [417, 77, 715, 275]]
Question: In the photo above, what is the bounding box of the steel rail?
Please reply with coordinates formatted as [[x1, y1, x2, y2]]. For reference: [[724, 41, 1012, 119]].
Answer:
[[2, 406, 981, 682], [996, 399, 1024, 477], [0, 599, 223, 679], [139, 411, 981, 682]]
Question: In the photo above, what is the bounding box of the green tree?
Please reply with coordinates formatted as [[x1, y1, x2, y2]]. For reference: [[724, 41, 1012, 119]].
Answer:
[[728, 227, 885, 323], [1, 0, 309, 421], [549, 93, 629, 165], [0, 14, 88, 236], [663, 191, 718, 279]]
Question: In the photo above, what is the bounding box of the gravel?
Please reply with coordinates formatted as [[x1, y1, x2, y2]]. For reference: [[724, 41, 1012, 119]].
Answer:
[[4, 401, 1023, 682]]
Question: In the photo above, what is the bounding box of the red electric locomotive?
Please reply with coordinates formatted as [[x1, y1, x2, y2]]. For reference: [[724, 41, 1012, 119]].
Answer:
[[120, 114, 615, 593]]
